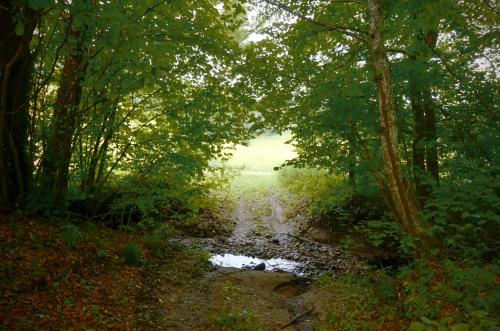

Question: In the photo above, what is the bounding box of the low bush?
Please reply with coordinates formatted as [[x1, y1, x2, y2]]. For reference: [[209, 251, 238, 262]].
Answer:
[[60, 224, 82, 248], [400, 259, 500, 329], [123, 243, 145, 266]]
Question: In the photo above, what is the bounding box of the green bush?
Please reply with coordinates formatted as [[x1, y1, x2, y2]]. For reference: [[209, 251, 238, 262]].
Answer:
[[60, 224, 82, 248], [278, 167, 352, 217], [423, 162, 500, 260], [92, 236, 109, 259], [143, 231, 164, 248], [400, 259, 500, 328], [123, 243, 145, 266]]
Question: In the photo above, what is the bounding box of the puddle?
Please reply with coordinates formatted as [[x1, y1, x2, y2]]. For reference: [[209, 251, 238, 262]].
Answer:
[[209, 253, 302, 274]]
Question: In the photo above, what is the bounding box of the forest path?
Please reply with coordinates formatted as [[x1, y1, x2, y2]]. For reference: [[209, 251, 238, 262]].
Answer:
[[176, 189, 353, 276], [138, 190, 358, 330]]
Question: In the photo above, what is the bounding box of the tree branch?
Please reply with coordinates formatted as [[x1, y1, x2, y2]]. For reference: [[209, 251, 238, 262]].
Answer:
[[481, 0, 500, 17], [424, 36, 497, 121], [330, 0, 367, 4], [261, 0, 367, 42]]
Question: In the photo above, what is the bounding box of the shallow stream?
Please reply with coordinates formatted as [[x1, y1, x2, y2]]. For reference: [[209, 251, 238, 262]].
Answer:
[[209, 253, 303, 274], [172, 192, 358, 277]]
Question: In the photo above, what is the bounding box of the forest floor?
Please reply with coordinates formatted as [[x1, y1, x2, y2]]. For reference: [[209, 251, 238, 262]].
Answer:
[[0, 216, 142, 330], [136, 190, 403, 330], [0, 191, 403, 330]]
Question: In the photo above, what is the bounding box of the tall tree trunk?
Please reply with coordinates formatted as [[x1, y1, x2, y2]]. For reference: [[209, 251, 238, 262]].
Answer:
[[422, 31, 439, 188], [409, 28, 439, 203], [367, 0, 432, 250], [40, 25, 88, 208], [410, 79, 429, 200], [0, 2, 37, 212], [347, 116, 356, 186]]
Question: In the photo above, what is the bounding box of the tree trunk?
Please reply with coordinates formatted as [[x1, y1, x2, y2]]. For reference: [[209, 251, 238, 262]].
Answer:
[[410, 79, 429, 200], [347, 117, 356, 186], [83, 105, 116, 193], [422, 31, 439, 188], [409, 29, 439, 203], [367, 0, 432, 249], [40, 25, 88, 208], [0, 2, 37, 212]]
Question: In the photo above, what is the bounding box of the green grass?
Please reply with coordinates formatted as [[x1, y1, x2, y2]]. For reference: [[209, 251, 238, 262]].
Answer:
[[224, 132, 296, 173], [211, 132, 296, 198]]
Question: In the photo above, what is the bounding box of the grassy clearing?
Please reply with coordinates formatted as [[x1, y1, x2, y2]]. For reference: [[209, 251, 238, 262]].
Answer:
[[224, 132, 296, 173], [217, 132, 296, 198]]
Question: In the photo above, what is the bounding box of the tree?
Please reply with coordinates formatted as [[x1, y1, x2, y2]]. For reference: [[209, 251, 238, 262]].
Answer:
[[39, 0, 91, 208], [247, 0, 498, 252], [366, 0, 430, 246], [0, 1, 40, 212], [26, 0, 253, 215]]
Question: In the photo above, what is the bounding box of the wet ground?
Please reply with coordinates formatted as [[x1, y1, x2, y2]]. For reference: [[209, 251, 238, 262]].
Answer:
[[171, 191, 359, 277], [139, 190, 362, 330]]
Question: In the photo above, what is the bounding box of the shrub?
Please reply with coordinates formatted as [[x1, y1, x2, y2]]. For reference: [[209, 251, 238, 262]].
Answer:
[[92, 236, 109, 259], [278, 167, 352, 218], [123, 243, 145, 266], [60, 224, 82, 248], [143, 231, 164, 249], [400, 259, 500, 327]]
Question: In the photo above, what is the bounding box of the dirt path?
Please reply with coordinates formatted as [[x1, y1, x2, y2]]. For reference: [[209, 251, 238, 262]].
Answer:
[[228, 192, 296, 243], [139, 259, 319, 330], [139, 191, 358, 330]]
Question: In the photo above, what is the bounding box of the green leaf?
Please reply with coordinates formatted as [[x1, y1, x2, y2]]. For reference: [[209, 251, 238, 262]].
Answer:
[[421, 317, 438, 326], [409, 322, 426, 331], [451, 324, 469, 331], [469, 310, 488, 319], [15, 22, 25, 36], [26, 0, 53, 9]]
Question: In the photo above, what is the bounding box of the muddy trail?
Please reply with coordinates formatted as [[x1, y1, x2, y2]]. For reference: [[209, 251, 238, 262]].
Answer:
[[173, 191, 357, 276], [139, 191, 360, 330]]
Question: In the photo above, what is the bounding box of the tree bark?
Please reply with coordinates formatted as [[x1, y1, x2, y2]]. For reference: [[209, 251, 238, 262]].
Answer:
[[0, 2, 37, 212], [367, 0, 431, 249], [40, 23, 88, 208], [409, 29, 439, 203], [347, 116, 356, 186]]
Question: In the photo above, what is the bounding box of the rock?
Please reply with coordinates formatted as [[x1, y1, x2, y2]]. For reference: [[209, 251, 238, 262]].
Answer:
[[253, 262, 266, 271], [272, 238, 280, 244]]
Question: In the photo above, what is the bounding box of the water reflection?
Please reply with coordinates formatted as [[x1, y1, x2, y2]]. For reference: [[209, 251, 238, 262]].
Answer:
[[209, 253, 302, 274]]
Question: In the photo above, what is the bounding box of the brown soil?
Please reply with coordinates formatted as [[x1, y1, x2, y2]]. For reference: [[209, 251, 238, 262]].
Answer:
[[138, 255, 321, 331]]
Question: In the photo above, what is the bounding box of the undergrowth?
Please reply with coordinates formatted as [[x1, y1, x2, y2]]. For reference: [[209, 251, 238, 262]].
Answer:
[[279, 167, 500, 330], [0, 217, 142, 330]]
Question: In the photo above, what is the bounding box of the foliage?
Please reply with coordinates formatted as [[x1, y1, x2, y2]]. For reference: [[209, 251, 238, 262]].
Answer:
[[60, 224, 82, 249], [315, 271, 401, 330], [400, 259, 500, 328], [210, 309, 261, 331], [122, 243, 145, 267], [142, 232, 165, 254], [2, 0, 255, 219], [245, 0, 499, 256], [278, 166, 403, 255], [423, 161, 500, 259], [1, 0, 498, 328], [0, 218, 141, 330], [278, 167, 352, 218]]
